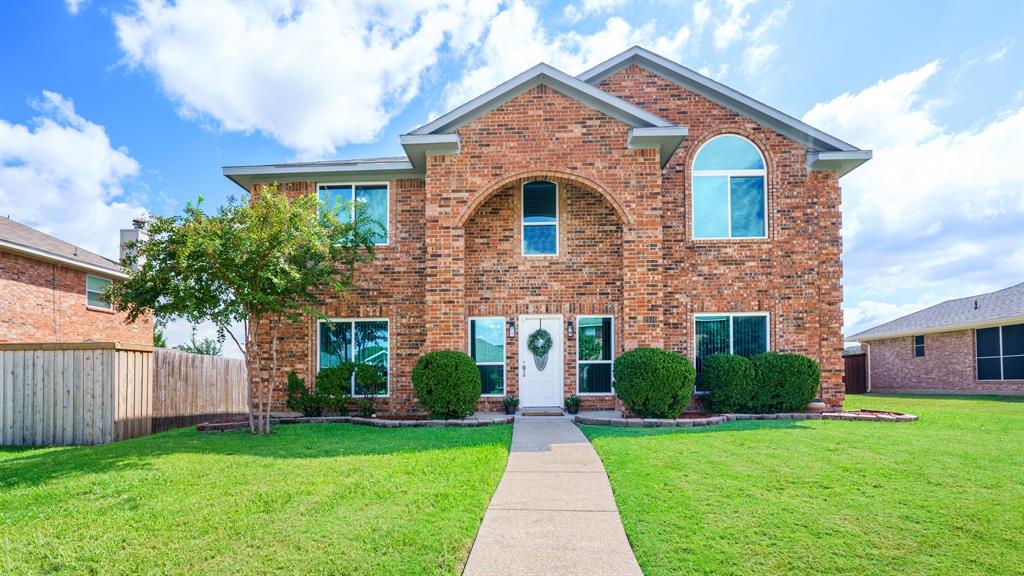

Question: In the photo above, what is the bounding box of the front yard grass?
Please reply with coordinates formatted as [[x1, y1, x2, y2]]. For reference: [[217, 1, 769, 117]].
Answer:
[[582, 395, 1024, 576], [0, 423, 512, 575]]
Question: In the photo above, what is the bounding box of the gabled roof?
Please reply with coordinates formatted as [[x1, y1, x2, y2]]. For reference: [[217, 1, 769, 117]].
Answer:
[[0, 216, 126, 279], [579, 46, 863, 154], [849, 282, 1024, 342]]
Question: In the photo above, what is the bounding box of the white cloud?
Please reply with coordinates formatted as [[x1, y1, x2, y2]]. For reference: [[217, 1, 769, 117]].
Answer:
[[1, 91, 145, 259], [163, 319, 245, 359], [986, 38, 1014, 62], [713, 0, 753, 50], [693, 0, 711, 31], [742, 43, 777, 75], [66, 0, 85, 15], [803, 62, 1024, 335], [114, 0, 498, 159], [563, 0, 627, 23], [698, 63, 730, 81]]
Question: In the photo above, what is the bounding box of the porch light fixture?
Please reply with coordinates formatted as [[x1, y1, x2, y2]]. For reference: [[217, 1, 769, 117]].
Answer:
[[567, 320, 575, 338], [507, 318, 516, 338]]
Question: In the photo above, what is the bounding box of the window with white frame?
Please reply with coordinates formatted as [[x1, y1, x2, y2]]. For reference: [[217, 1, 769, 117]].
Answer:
[[317, 183, 389, 244], [914, 335, 925, 358], [318, 319, 389, 396], [976, 323, 1024, 380], [694, 313, 769, 389], [470, 317, 505, 395], [86, 275, 112, 310], [522, 180, 558, 256], [692, 135, 767, 239], [578, 316, 613, 394]]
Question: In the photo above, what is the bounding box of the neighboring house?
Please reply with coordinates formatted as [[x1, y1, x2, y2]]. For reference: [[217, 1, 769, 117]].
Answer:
[[0, 217, 152, 344], [223, 46, 871, 414], [849, 283, 1024, 394]]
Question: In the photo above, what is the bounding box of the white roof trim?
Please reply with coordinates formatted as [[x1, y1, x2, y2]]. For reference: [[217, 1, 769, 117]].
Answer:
[[222, 160, 419, 190], [409, 62, 676, 135], [807, 150, 873, 177], [400, 134, 460, 171], [1, 239, 127, 280], [851, 316, 1024, 342], [627, 127, 689, 168]]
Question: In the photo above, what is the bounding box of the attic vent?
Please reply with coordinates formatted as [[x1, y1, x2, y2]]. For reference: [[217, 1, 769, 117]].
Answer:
[[974, 300, 979, 310]]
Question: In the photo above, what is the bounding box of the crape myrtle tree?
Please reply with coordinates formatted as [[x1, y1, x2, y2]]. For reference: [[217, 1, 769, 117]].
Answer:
[[108, 184, 380, 434]]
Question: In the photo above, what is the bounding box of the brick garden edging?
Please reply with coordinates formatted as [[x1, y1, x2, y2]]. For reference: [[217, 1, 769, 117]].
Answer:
[[197, 415, 514, 433], [574, 411, 918, 428]]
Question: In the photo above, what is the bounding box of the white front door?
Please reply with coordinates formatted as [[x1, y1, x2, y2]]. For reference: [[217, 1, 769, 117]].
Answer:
[[518, 315, 564, 407]]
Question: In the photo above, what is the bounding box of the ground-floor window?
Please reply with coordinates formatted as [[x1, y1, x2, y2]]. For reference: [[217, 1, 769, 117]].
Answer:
[[470, 317, 505, 395], [318, 319, 389, 396], [578, 316, 613, 394], [694, 313, 769, 390], [976, 323, 1024, 380]]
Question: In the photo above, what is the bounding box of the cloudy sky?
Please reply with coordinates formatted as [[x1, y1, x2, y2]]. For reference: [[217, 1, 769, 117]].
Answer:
[[2, 0, 1022, 356]]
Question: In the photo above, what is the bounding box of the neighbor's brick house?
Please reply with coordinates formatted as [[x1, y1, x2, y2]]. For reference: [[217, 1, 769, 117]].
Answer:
[[224, 47, 872, 414], [850, 283, 1024, 394], [0, 217, 152, 344]]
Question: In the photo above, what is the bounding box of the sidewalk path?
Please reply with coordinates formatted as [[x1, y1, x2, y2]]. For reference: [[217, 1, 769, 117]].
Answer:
[[462, 416, 643, 576]]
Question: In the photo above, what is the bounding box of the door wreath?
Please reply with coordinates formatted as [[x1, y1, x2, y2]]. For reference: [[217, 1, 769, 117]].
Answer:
[[527, 327, 553, 371]]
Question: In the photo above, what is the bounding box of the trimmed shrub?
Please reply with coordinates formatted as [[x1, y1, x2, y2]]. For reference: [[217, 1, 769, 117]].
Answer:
[[316, 363, 354, 414], [285, 371, 322, 417], [613, 348, 695, 418], [412, 350, 481, 418], [750, 352, 821, 412], [698, 353, 757, 413]]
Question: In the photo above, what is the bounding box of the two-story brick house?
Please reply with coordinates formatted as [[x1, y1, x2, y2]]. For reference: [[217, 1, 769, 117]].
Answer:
[[224, 47, 871, 414]]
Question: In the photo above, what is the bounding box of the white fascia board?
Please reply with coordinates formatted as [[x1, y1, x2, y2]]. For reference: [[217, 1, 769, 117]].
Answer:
[[0, 240, 127, 280], [807, 150, 873, 177], [627, 126, 689, 168], [222, 160, 419, 190], [850, 315, 1024, 342], [399, 134, 461, 171]]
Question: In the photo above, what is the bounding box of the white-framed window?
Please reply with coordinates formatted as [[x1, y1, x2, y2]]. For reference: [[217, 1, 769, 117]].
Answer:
[[522, 180, 558, 256], [86, 275, 112, 310], [317, 318, 390, 396], [692, 134, 767, 239], [317, 182, 389, 245], [577, 315, 614, 395], [469, 317, 506, 396], [976, 323, 1024, 381], [694, 313, 770, 390], [914, 335, 925, 358]]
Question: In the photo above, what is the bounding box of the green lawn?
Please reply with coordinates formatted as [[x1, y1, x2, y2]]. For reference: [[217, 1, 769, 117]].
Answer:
[[582, 395, 1024, 576], [0, 423, 512, 576]]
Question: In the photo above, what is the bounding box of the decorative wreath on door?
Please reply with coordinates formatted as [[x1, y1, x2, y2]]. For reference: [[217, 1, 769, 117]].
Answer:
[[527, 327, 553, 371]]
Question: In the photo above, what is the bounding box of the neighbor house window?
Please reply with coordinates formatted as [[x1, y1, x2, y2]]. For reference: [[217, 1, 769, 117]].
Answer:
[[318, 319, 390, 396], [976, 323, 1024, 380], [692, 135, 767, 239], [694, 313, 769, 389], [578, 316, 613, 394], [914, 335, 925, 357], [522, 180, 558, 256], [86, 275, 112, 310], [470, 317, 506, 395], [317, 183, 389, 244]]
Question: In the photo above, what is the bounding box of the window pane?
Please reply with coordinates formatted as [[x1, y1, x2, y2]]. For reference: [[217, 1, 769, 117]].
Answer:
[[319, 322, 352, 369], [1001, 323, 1024, 356], [693, 176, 728, 238], [523, 181, 557, 223], [915, 345, 925, 358], [87, 291, 110, 309], [695, 316, 730, 375], [354, 321, 388, 395], [355, 185, 388, 243], [479, 365, 505, 395], [580, 363, 612, 394], [523, 225, 557, 255], [733, 316, 768, 357], [693, 135, 765, 171], [914, 335, 924, 346], [978, 357, 1002, 380], [1003, 356, 1024, 380], [471, 319, 505, 363], [86, 275, 111, 292], [578, 317, 612, 361], [730, 176, 765, 238], [976, 327, 1001, 357], [319, 184, 353, 221]]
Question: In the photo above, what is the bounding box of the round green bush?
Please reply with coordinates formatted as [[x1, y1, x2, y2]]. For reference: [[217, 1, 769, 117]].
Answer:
[[613, 348, 695, 418], [316, 363, 354, 413], [412, 350, 481, 418], [750, 352, 821, 412], [698, 353, 757, 413]]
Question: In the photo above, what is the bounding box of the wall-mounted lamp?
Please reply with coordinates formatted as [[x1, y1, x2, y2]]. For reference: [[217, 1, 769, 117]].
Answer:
[[507, 318, 516, 338], [566, 319, 575, 338]]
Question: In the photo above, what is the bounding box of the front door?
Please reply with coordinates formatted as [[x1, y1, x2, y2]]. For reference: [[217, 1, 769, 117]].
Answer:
[[518, 315, 564, 407]]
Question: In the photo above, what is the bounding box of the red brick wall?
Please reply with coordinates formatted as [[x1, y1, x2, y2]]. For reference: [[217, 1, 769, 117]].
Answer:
[[868, 330, 1024, 393], [0, 250, 153, 344]]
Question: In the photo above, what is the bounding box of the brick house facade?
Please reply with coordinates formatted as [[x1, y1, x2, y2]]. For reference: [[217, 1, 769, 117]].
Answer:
[[225, 47, 871, 414], [1, 218, 153, 345]]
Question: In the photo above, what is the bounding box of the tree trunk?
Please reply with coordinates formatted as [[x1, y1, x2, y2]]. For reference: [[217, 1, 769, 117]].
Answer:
[[264, 314, 281, 434]]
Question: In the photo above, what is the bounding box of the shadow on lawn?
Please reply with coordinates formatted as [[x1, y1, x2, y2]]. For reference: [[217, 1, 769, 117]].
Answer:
[[0, 423, 511, 491]]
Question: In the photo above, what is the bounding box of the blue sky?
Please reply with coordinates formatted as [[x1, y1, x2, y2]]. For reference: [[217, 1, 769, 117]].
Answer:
[[2, 0, 1022, 353]]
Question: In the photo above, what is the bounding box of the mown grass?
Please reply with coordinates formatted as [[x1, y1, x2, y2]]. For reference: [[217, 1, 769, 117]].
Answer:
[[0, 423, 512, 576], [582, 395, 1024, 576]]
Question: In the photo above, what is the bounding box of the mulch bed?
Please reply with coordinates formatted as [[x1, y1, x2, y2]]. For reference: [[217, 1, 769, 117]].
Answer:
[[576, 410, 918, 428], [197, 414, 513, 433]]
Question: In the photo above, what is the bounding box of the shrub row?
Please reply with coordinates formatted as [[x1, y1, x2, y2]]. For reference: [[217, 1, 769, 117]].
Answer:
[[285, 362, 385, 417], [698, 352, 820, 413]]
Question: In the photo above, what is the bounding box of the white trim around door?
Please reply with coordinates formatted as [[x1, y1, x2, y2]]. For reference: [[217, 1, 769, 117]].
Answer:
[[518, 314, 565, 407]]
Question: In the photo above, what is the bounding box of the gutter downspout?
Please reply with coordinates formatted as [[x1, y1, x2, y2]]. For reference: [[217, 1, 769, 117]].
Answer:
[[865, 342, 872, 393]]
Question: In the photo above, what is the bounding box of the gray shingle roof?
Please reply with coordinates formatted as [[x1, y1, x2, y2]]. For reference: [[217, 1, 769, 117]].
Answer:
[[849, 282, 1024, 341], [0, 216, 122, 275]]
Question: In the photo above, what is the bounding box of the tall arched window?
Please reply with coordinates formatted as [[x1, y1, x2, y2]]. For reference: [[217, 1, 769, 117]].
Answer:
[[691, 135, 767, 239]]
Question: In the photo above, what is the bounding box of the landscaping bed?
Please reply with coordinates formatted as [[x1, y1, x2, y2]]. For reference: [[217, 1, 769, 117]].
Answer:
[[576, 409, 917, 428], [197, 414, 513, 432]]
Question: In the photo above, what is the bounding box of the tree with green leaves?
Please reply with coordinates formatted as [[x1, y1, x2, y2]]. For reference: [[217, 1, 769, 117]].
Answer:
[[108, 184, 380, 434], [176, 335, 223, 356], [152, 321, 168, 348]]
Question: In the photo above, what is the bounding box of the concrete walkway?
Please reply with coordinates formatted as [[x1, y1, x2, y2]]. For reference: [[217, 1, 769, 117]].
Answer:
[[462, 416, 643, 576]]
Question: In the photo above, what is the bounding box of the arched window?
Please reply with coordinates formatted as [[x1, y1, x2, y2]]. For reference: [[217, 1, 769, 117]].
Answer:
[[522, 180, 558, 256], [691, 135, 767, 239]]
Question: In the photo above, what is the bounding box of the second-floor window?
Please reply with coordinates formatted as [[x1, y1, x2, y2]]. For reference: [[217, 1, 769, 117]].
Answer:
[[86, 275, 112, 310], [692, 134, 767, 239], [522, 180, 558, 256], [317, 183, 389, 245]]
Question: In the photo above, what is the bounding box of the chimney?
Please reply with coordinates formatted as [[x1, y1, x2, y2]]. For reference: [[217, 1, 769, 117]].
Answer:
[[119, 218, 148, 269]]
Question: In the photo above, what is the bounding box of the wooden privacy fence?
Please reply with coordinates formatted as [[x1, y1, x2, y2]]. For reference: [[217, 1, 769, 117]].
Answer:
[[0, 342, 247, 446]]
